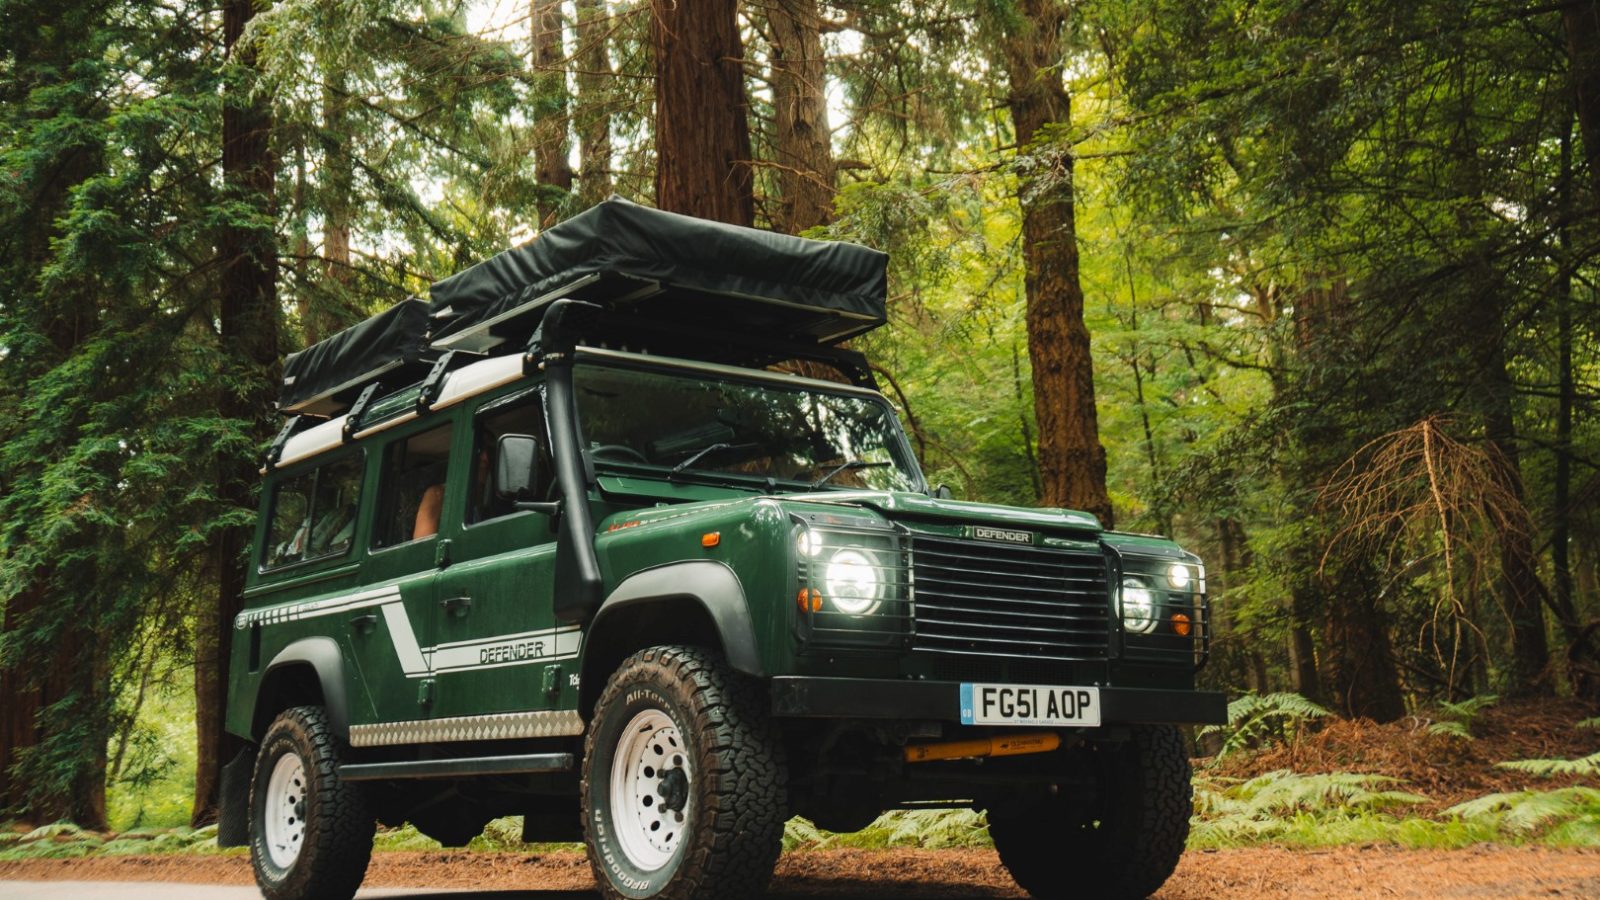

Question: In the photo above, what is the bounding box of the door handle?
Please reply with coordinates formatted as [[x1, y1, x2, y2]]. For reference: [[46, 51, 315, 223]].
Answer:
[[350, 613, 378, 635], [440, 595, 472, 618]]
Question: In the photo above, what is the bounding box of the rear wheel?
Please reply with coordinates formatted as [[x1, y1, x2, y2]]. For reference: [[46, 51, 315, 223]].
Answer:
[[988, 725, 1191, 900], [249, 706, 375, 900], [582, 645, 786, 900]]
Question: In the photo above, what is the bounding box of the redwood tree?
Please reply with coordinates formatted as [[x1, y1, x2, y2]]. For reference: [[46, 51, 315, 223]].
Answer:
[[195, 0, 282, 826], [987, 0, 1114, 526], [767, 0, 835, 234], [534, 0, 575, 223], [651, 0, 753, 225]]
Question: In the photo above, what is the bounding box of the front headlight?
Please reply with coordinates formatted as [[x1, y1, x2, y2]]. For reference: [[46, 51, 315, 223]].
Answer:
[[825, 548, 882, 615], [1120, 576, 1157, 634]]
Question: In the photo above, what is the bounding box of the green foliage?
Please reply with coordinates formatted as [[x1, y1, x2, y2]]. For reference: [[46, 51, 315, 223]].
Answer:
[[1426, 695, 1499, 741], [782, 810, 992, 851], [1495, 752, 1600, 779], [105, 668, 198, 831], [1190, 771, 1453, 850], [1198, 692, 1332, 760], [0, 823, 228, 861], [1447, 788, 1600, 845]]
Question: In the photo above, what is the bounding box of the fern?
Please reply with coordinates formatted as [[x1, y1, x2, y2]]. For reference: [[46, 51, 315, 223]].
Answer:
[[1446, 787, 1600, 837], [1198, 692, 1332, 759], [1424, 694, 1497, 740], [782, 817, 833, 850], [1577, 716, 1600, 730], [1495, 751, 1600, 778], [879, 808, 989, 848], [1189, 770, 1431, 849]]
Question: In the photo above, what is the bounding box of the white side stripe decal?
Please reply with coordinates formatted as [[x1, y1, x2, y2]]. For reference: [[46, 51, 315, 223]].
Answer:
[[381, 602, 431, 676], [238, 586, 581, 678]]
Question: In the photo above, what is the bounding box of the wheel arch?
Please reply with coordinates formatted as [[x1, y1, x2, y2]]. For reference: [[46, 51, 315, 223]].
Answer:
[[579, 560, 762, 716], [250, 637, 351, 741]]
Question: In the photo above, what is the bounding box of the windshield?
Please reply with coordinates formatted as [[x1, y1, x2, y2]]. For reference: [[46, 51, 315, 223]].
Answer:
[[573, 360, 923, 492]]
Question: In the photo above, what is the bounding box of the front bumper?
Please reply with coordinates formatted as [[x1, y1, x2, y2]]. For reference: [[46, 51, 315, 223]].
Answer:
[[770, 676, 1227, 725]]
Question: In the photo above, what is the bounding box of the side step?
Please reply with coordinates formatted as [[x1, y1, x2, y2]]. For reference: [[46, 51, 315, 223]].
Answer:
[[339, 752, 574, 782]]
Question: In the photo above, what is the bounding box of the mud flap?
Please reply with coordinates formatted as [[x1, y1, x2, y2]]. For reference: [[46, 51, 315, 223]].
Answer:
[[216, 745, 256, 848]]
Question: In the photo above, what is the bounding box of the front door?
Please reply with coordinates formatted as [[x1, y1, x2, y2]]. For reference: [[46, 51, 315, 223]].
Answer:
[[430, 387, 573, 720]]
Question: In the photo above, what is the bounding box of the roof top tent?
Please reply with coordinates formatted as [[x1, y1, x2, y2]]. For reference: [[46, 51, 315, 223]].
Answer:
[[278, 297, 433, 417], [274, 196, 889, 419], [427, 196, 888, 363]]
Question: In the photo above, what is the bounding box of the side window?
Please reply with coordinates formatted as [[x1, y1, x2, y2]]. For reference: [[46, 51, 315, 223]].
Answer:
[[262, 454, 362, 569], [469, 392, 553, 526], [374, 424, 454, 548]]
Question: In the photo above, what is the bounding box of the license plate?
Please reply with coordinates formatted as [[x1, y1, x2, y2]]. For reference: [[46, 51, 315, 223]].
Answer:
[[959, 683, 1101, 727]]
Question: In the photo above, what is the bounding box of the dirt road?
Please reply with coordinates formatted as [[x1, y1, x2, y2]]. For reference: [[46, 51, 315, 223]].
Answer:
[[3, 846, 1599, 898]]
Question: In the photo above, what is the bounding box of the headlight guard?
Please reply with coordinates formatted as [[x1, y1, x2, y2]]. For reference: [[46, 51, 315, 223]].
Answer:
[[792, 516, 911, 651]]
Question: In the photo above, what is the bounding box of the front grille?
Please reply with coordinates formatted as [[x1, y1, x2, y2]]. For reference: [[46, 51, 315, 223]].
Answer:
[[911, 535, 1110, 661]]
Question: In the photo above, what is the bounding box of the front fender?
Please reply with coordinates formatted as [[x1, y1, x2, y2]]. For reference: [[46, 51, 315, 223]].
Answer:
[[590, 560, 763, 676]]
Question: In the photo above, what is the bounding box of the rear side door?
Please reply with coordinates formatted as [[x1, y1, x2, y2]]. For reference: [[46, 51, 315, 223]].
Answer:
[[430, 386, 576, 721]]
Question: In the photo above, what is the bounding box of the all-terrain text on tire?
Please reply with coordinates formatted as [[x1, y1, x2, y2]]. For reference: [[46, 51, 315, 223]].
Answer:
[[217, 199, 1226, 899], [582, 645, 785, 900]]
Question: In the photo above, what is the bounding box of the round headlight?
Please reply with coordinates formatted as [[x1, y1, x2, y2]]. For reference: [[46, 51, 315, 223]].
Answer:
[[1167, 563, 1191, 590], [825, 549, 881, 615], [1120, 576, 1157, 634]]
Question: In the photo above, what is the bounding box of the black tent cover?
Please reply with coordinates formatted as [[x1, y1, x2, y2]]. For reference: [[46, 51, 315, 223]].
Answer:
[[427, 196, 888, 350], [277, 198, 889, 415], [278, 298, 431, 415]]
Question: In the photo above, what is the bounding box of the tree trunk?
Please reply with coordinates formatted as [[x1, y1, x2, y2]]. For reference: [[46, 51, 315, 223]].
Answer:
[[574, 0, 613, 207], [320, 75, 353, 294], [1320, 558, 1407, 722], [196, 0, 281, 827], [534, 0, 575, 224], [651, 0, 754, 225], [767, 0, 834, 234], [992, 0, 1114, 526], [1465, 276, 1551, 695], [1563, 1, 1600, 202]]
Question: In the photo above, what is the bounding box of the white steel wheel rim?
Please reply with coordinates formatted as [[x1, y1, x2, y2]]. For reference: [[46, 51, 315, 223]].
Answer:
[[609, 708, 691, 871], [263, 752, 308, 869]]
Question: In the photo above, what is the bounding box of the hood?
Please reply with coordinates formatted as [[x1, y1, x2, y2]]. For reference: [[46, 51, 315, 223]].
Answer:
[[780, 490, 1102, 533]]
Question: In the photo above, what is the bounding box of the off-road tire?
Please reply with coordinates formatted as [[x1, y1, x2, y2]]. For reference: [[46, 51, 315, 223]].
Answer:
[[582, 645, 787, 900], [989, 725, 1191, 900], [249, 706, 375, 900]]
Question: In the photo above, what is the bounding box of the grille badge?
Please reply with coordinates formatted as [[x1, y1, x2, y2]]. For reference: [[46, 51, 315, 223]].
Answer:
[[968, 525, 1034, 545]]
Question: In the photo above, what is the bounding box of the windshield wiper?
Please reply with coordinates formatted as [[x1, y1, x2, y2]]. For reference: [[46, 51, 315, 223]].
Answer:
[[809, 458, 891, 489], [671, 442, 735, 474]]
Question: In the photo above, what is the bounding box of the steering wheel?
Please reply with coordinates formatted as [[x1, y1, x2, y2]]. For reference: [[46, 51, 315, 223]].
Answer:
[[590, 444, 650, 464]]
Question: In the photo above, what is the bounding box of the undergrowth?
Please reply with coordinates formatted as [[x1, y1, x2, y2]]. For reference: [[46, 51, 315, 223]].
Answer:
[[1198, 692, 1332, 759]]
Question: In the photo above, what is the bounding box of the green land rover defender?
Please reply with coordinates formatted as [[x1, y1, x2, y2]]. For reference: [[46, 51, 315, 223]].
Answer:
[[217, 198, 1226, 900]]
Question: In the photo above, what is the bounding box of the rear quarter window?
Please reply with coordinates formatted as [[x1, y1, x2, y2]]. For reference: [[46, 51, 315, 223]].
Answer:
[[262, 453, 363, 569]]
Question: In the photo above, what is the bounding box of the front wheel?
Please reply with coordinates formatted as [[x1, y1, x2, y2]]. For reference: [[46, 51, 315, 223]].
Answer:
[[249, 706, 375, 900], [989, 725, 1192, 900], [582, 645, 786, 900]]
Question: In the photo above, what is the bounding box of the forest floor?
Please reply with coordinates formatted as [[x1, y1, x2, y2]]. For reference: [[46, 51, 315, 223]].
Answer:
[[2, 845, 1600, 897], [1204, 696, 1599, 813], [3, 699, 1596, 895]]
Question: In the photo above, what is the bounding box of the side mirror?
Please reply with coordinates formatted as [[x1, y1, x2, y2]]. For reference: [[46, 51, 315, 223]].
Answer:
[[932, 483, 955, 500], [495, 434, 541, 501]]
